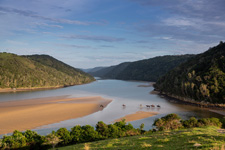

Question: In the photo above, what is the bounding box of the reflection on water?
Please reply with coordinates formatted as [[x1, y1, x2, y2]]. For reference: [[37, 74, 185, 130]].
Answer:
[[0, 79, 223, 136]]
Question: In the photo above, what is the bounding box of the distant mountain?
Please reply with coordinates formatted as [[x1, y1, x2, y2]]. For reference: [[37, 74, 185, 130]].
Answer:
[[89, 62, 131, 78], [155, 42, 225, 104], [82, 67, 107, 73], [0, 53, 95, 89], [90, 55, 193, 82]]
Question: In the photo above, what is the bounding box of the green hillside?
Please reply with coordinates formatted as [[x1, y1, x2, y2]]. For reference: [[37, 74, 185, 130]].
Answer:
[[53, 126, 225, 150], [155, 42, 225, 104], [116, 55, 193, 81], [90, 55, 193, 82], [0, 53, 95, 89], [90, 65, 117, 78], [103, 62, 130, 79]]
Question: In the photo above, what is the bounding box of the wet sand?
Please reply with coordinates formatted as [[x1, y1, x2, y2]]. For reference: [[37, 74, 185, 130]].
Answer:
[[113, 111, 158, 122], [0, 96, 111, 134]]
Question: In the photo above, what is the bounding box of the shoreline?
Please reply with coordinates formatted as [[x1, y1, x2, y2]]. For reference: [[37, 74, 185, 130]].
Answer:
[[113, 111, 158, 123], [0, 96, 111, 135], [152, 89, 225, 116], [0, 81, 95, 93], [159, 92, 225, 108]]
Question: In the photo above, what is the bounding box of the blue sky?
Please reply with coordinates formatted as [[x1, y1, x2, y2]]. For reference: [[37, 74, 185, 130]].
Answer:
[[0, 0, 225, 68]]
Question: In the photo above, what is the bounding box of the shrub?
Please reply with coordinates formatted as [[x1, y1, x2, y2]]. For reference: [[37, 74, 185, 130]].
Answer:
[[182, 117, 198, 128], [108, 124, 121, 138], [70, 125, 83, 143], [56, 128, 71, 145], [153, 114, 183, 131], [125, 123, 134, 131], [125, 129, 140, 136], [114, 119, 126, 131], [23, 130, 43, 149], [44, 132, 62, 149], [81, 125, 99, 142], [96, 121, 109, 138], [197, 118, 222, 127], [1, 130, 27, 149], [219, 117, 225, 128]]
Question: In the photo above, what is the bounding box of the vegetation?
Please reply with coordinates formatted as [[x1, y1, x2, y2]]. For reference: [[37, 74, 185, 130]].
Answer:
[[54, 126, 225, 150], [155, 41, 225, 104], [89, 55, 193, 82], [0, 53, 95, 89], [0, 114, 224, 150]]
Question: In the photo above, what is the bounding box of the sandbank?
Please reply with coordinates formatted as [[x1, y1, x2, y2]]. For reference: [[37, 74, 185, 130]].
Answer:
[[113, 111, 158, 122], [209, 109, 225, 116], [138, 82, 155, 87], [0, 96, 111, 135]]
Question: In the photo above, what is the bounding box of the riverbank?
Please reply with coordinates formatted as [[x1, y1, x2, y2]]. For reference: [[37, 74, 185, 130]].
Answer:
[[0, 86, 65, 93], [0, 82, 96, 93], [152, 89, 225, 115], [113, 111, 158, 122], [0, 96, 111, 134]]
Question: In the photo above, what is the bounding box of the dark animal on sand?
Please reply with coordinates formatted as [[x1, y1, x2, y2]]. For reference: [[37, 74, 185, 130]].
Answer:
[[146, 105, 150, 108]]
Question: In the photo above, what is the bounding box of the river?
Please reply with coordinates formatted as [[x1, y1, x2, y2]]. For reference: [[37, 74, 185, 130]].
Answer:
[[0, 79, 222, 136]]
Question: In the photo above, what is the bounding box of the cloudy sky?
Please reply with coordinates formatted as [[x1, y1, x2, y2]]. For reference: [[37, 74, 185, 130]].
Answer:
[[0, 0, 225, 68]]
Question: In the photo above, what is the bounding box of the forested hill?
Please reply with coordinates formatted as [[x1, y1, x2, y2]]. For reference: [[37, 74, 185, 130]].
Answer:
[[90, 62, 131, 79], [0, 53, 95, 89], [89, 55, 193, 82], [155, 42, 225, 104]]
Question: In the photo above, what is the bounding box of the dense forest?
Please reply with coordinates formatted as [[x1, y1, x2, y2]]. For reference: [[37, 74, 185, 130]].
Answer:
[[89, 55, 193, 82], [0, 53, 95, 89], [155, 42, 225, 104]]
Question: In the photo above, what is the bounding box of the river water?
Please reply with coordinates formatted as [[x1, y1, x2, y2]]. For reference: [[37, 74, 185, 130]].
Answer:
[[0, 79, 222, 135]]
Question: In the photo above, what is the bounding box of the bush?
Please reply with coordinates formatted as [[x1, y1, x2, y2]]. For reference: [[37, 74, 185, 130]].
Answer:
[[182, 117, 198, 128], [219, 117, 225, 128], [96, 121, 109, 138], [81, 125, 99, 142], [44, 132, 62, 149], [153, 114, 183, 131], [23, 130, 43, 149], [70, 125, 83, 143], [114, 119, 126, 131], [197, 118, 222, 127], [1, 130, 27, 149], [108, 124, 121, 138], [56, 128, 71, 145]]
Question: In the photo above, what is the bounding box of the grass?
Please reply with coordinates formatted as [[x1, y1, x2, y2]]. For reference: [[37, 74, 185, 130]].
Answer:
[[51, 126, 225, 150]]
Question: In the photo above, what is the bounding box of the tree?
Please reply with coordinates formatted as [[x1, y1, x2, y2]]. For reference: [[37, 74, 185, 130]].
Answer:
[[56, 128, 71, 145], [96, 121, 109, 138], [153, 114, 183, 131], [23, 130, 42, 147], [108, 124, 120, 138], [44, 133, 62, 149], [81, 125, 99, 142], [70, 125, 83, 143]]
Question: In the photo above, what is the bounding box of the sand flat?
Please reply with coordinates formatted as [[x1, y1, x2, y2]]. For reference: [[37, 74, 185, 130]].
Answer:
[[0, 96, 111, 134], [114, 111, 158, 122]]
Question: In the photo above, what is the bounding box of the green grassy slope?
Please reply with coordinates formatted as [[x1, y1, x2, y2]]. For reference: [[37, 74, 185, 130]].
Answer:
[[0, 53, 95, 89], [53, 126, 225, 150], [155, 42, 225, 104]]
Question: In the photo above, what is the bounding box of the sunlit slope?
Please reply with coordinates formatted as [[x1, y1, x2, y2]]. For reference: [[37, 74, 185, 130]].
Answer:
[[155, 42, 225, 104], [0, 53, 95, 89]]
